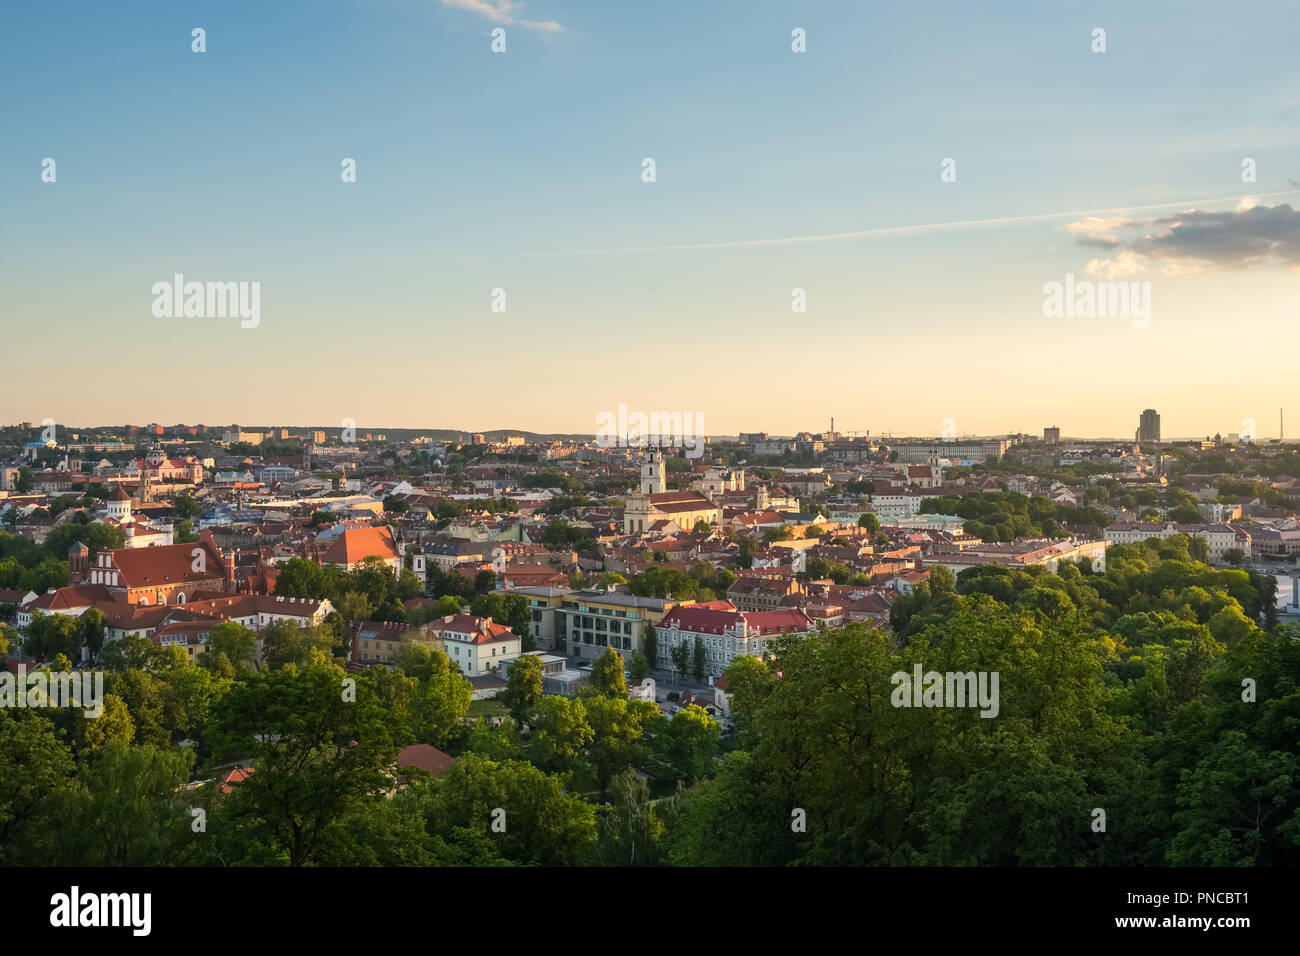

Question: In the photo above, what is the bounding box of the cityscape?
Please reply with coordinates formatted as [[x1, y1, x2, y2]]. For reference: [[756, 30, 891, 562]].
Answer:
[[2, 414, 1298, 871], [2, 0, 1296, 935]]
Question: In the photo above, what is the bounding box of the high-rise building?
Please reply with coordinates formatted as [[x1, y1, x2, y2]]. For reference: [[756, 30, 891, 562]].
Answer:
[[1043, 426, 1060, 444], [1138, 408, 1161, 443]]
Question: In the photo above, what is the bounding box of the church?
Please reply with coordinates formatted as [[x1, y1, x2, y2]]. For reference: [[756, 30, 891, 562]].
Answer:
[[98, 484, 174, 547], [622, 448, 722, 534]]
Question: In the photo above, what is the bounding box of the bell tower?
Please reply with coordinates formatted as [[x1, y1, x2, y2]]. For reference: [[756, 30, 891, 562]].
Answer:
[[640, 448, 666, 495]]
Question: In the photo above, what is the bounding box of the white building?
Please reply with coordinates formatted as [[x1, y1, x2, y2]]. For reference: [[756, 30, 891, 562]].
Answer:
[[433, 613, 522, 677], [1104, 522, 1250, 563]]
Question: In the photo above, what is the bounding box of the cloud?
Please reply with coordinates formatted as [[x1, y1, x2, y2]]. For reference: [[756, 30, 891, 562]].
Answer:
[[453, 188, 1300, 262], [1068, 200, 1300, 275], [438, 0, 562, 31]]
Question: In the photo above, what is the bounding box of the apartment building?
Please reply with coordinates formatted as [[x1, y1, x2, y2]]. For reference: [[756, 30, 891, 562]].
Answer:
[[1104, 522, 1250, 562], [655, 603, 815, 679]]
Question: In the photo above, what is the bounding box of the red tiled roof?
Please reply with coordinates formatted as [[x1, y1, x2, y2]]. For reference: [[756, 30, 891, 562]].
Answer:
[[108, 541, 225, 590], [396, 743, 454, 777], [436, 614, 516, 644]]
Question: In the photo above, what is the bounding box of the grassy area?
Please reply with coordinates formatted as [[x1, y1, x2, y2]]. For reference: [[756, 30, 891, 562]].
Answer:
[[467, 699, 508, 720]]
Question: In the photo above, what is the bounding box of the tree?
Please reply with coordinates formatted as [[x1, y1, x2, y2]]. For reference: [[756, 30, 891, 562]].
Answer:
[[628, 650, 650, 682], [24, 613, 81, 663], [500, 653, 543, 723], [78, 608, 107, 662], [1224, 548, 1246, 567], [203, 665, 397, 867], [200, 622, 259, 674], [643, 630, 658, 669], [583, 696, 659, 797], [106, 669, 170, 747], [664, 704, 720, 783], [858, 513, 881, 533], [273, 557, 326, 599], [0, 713, 78, 864], [388, 638, 442, 677], [594, 768, 667, 866], [336, 590, 374, 624], [669, 640, 690, 676], [421, 754, 596, 866], [597, 572, 628, 590], [693, 520, 711, 534], [412, 670, 475, 750], [672, 608, 1157, 867], [81, 694, 135, 754], [261, 621, 335, 671], [692, 635, 706, 680], [59, 742, 196, 866], [590, 647, 628, 698], [531, 695, 594, 770], [929, 564, 956, 595]]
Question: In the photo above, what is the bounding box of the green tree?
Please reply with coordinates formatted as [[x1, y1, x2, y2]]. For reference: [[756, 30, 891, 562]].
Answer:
[[421, 754, 596, 865], [584, 696, 659, 797], [203, 665, 398, 867], [628, 650, 651, 682], [412, 670, 474, 749], [692, 635, 706, 680], [0, 713, 78, 864], [589, 647, 629, 698], [665, 704, 720, 783], [530, 695, 594, 770], [199, 621, 259, 674], [500, 653, 543, 723], [60, 741, 196, 866], [594, 768, 667, 866]]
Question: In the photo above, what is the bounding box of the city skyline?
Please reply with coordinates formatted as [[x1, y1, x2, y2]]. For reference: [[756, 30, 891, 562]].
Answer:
[[4, 410, 1292, 444], [4, 0, 1299, 435]]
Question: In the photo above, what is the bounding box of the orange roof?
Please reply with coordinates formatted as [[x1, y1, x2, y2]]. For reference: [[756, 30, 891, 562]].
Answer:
[[322, 526, 399, 566]]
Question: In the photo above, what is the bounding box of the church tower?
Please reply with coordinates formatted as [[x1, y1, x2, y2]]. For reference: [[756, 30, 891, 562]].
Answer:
[[640, 447, 666, 495], [107, 484, 133, 522]]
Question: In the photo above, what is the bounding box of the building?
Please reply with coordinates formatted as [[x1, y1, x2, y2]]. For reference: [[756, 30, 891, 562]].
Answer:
[[869, 491, 926, 520], [1138, 409, 1161, 444], [1104, 522, 1250, 563], [894, 440, 1009, 463], [432, 614, 522, 677], [509, 585, 570, 650], [553, 589, 685, 665], [319, 526, 402, 572], [928, 538, 1110, 576], [1043, 426, 1061, 444], [655, 603, 815, 679], [350, 620, 417, 665], [98, 485, 174, 548], [81, 537, 231, 605], [623, 448, 721, 533]]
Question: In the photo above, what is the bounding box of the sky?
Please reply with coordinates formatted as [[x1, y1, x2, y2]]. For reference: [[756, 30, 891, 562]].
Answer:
[[3, 0, 1299, 440]]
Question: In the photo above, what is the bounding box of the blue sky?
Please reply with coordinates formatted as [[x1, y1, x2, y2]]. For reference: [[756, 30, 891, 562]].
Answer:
[[3, 0, 1299, 439]]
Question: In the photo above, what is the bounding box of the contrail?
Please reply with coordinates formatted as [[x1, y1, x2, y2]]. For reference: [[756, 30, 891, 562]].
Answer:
[[453, 187, 1300, 261]]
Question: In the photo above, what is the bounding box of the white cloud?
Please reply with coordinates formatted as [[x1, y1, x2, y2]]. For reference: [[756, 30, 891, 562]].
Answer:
[[438, 0, 563, 32]]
